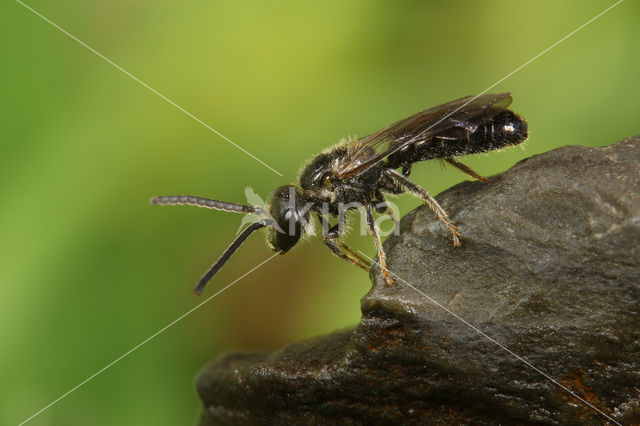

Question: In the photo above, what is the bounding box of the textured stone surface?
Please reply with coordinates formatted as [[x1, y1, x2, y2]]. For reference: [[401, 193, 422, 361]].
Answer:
[[197, 137, 640, 425]]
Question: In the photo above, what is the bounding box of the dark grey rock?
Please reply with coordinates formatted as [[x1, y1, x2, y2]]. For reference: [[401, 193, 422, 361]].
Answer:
[[197, 137, 640, 425]]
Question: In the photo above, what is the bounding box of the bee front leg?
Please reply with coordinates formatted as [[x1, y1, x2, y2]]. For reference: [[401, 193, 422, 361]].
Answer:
[[365, 204, 394, 286], [385, 169, 461, 247], [317, 214, 370, 271]]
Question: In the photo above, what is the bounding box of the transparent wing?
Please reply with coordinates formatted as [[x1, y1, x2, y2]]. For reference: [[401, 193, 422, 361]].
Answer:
[[333, 92, 513, 179]]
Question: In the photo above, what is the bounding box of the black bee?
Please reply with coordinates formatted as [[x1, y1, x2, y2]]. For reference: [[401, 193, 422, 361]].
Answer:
[[151, 92, 528, 293]]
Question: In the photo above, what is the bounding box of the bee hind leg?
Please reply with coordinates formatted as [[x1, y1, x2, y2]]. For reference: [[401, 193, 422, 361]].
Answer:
[[385, 169, 461, 247], [445, 157, 489, 182]]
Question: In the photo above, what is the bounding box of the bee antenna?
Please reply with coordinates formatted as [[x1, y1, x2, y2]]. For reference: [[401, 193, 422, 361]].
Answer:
[[194, 219, 275, 295], [150, 195, 264, 215]]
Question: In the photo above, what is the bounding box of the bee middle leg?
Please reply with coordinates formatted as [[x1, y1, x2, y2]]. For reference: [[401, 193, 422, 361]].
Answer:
[[373, 193, 400, 231], [365, 204, 394, 286], [317, 214, 370, 271], [385, 169, 461, 247]]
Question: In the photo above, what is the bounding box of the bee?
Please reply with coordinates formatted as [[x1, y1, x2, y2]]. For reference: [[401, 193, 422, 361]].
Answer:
[[151, 92, 528, 294]]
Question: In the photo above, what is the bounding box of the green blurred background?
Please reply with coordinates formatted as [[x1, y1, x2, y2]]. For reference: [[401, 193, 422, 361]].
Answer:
[[1, 0, 638, 424]]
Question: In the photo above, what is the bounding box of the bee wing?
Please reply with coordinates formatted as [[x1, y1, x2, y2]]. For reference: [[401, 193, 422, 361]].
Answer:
[[333, 92, 513, 180]]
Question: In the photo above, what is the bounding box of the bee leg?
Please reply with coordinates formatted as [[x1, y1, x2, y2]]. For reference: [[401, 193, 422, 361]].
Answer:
[[445, 157, 489, 182], [385, 169, 461, 247], [317, 214, 370, 271], [386, 209, 400, 230], [373, 196, 387, 214], [337, 240, 371, 269], [365, 204, 394, 286], [373, 199, 400, 231]]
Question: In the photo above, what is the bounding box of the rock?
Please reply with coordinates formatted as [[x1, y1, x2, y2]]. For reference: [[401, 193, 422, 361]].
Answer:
[[196, 137, 640, 425]]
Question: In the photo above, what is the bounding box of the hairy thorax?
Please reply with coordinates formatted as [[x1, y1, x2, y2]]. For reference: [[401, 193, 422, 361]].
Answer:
[[298, 145, 386, 213]]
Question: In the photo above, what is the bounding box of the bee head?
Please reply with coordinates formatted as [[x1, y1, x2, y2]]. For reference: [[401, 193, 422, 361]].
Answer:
[[267, 185, 310, 253]]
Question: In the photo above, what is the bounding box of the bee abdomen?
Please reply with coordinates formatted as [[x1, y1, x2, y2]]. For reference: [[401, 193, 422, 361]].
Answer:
[[469, 110, 528, 152], [386, 110, 528, 169]]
